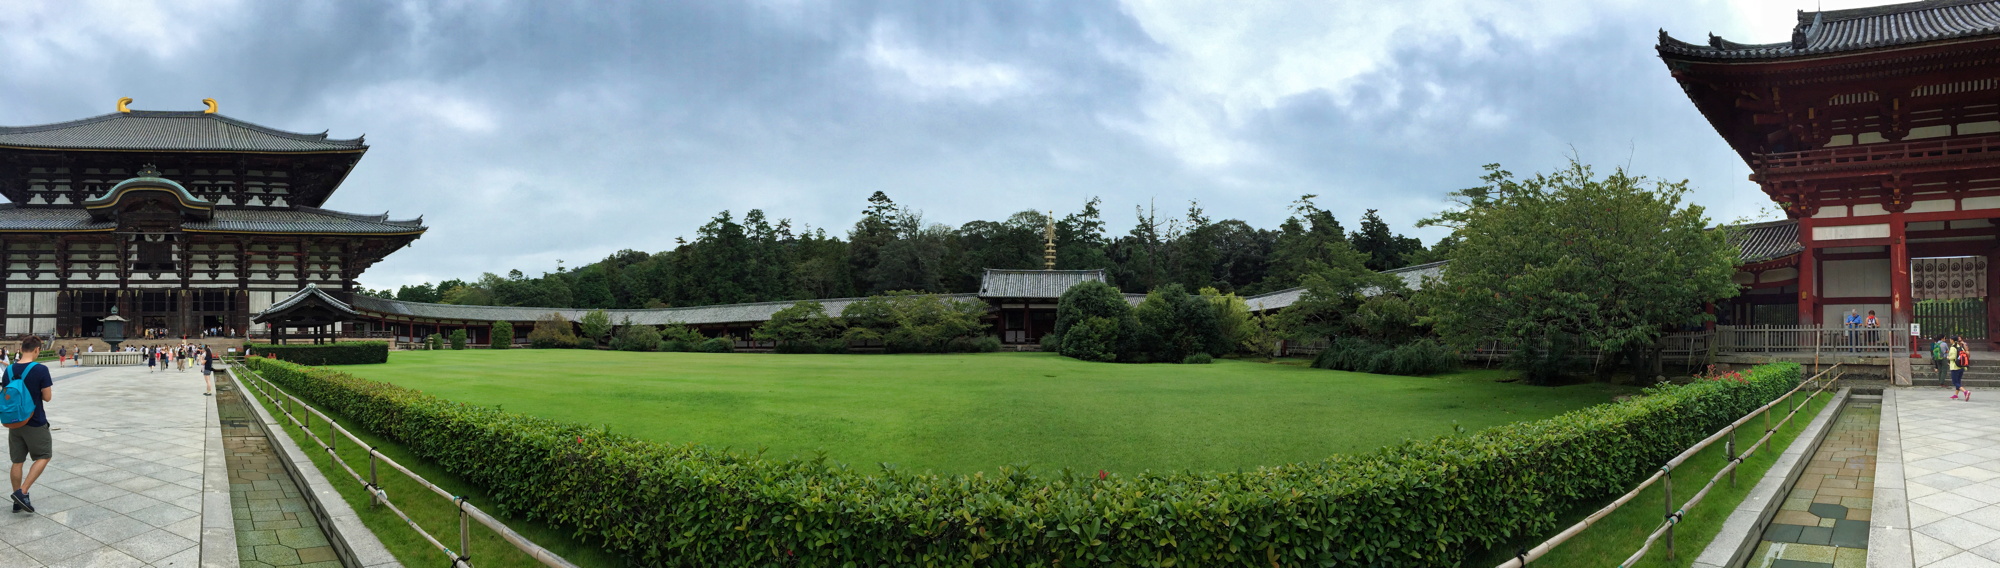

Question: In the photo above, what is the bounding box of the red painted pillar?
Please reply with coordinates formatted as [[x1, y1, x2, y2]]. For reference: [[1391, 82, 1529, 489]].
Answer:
[[1797, 247, 1818, 326], [1987, 245, 2000, 347], [1891, 214, 1917, 356]]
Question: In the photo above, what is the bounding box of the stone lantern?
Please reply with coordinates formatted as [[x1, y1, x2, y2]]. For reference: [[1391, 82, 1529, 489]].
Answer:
[[100, 307, 129, 352]]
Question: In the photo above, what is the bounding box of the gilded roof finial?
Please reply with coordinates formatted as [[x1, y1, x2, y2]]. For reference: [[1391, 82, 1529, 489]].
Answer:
[[116, 97, 132, 113], [201, 98, 218, 114], [1043, 211, 1057, 270]]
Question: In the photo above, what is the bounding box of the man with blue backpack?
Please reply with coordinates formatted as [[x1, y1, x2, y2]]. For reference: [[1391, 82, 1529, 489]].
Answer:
[[1, 336, 53, 513]]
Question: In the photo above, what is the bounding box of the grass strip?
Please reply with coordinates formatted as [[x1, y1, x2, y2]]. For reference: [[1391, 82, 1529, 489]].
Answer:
[[231, 369, 623, 568], [1470, 387, 1837, 567]]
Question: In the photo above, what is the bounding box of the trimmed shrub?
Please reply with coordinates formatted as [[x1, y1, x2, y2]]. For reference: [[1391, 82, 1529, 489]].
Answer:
[[528, 313, 577, 349], [611, 318, 661, 352], [966, 336, 1002, 353], [1059, 316, 1122, 362], [1311, 338, 1456, 376], [240, 357, 1803, 567], [1037, 332, 1059, 352], [694, 337, 733, 353], [490, 321, 514, 350], [1181, 352, 1213, 364], [574, 337, 598, 350], [253, 342, 389, 365], [449, 329, 468, 350], [425, 334, 444, 351], [659, 340, 692, 353], [1133, 284, 1225, 362]]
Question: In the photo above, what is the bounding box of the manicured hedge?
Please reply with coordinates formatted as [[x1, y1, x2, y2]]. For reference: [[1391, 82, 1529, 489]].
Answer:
[[241, 357, 1801, 567], [252, 342, 389, 365]]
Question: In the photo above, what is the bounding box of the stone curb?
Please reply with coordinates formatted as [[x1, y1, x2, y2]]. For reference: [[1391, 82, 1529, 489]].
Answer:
[[1867, 389, 1913, 568], [230, 367, 402, 568], [200, 369, 239, 568], [1691, 387, 1851, 568]]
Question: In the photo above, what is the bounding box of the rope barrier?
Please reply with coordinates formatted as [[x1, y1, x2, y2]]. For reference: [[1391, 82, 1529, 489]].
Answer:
[[228, 358, 579, 568]]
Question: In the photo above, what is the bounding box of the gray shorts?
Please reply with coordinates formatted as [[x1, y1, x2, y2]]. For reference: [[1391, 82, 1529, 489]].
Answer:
[[9, 426, 50, 464]]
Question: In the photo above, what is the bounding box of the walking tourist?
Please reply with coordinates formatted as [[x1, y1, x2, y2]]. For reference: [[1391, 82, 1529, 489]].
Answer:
[[53, 347, 63, 369], [1952, 335, 1972, 401], [4, 336, 54, 513], [144, 347, 156, 373], [201, 348, 216, 396]]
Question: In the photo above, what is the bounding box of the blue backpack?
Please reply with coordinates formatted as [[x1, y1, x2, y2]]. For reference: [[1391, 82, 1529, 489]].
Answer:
[[0, 363, 40, 428]]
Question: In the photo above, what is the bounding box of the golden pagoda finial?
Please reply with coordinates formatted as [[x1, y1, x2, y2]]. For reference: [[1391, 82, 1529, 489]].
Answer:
[[116, 97, 132, 113], [1043, 211, 1057, 270], [201, 98, 218, 114]]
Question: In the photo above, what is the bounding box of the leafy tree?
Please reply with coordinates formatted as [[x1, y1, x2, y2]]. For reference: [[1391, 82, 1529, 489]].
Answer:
[[1200, 287, 1253, 354], [848, 192, 906, 294], [527, 313, 577, 349], [441, 283, 494, 306], [1417, 160, 1740, 379], [1350, 294, 1425, 345], [753, 301, 844, 346], [490, 321, 514, 349], [1271, 240, 1402, 341], [1055, 197, 1111, 271], [1350, 209, 1426, 271], [1252, 195, 1348, 294], [838, 292, 986, 352], [579, 309, 613, 343], [394, 283, 441, 303]]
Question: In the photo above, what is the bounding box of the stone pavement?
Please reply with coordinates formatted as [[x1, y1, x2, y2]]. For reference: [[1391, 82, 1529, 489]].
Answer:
[[217, 379, 341, 567], [0, 362, 235, 567], [1746, 400, 1878, 568], [1880, 388, 2000, 567]]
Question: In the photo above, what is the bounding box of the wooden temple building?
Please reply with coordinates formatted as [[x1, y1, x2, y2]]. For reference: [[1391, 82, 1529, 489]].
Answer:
[[1661, 0, 2000, 344], [0, 99, 425, 339]]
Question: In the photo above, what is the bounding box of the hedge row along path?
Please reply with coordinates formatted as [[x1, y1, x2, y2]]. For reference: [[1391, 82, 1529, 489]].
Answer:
[[243, 355, 1806, 567]]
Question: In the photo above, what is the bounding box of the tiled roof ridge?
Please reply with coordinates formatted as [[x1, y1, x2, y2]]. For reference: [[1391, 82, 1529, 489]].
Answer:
[[290, 206, 427, 229], [0, 111, 365, 149], [353, 293, 977, 315], [1658, 0, 2000, 60], [1814, 0, 1997, 23]]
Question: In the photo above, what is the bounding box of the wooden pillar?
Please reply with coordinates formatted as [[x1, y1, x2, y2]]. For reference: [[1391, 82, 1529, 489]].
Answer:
[[1891, 214, 1913, 328], [1798, 245, 1819, 326], [1987, 246, 2000, 346]]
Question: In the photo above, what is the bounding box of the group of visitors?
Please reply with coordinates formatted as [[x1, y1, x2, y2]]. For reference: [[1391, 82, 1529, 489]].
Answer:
[[1932, 334, 1977, 401], [1842, 309, 1884, 351]]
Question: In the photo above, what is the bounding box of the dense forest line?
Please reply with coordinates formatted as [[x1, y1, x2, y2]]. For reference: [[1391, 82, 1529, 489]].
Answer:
[[363, 192, 1450, 309]]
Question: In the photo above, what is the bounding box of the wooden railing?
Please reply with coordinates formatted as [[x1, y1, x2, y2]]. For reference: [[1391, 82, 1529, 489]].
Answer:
[[1754, 134, 2000, 171], [1714, 325, 1908, 357]]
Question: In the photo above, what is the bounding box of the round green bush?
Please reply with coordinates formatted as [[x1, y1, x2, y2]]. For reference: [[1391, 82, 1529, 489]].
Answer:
[[694, 337, 734, 353], [1181, 353, 1213, 364]]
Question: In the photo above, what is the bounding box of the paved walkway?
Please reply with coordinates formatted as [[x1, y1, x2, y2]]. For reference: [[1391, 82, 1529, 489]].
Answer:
[[1881, 388, 2000, 567], [0, 362, 234, 567], [1748, 399, 1878, 568]]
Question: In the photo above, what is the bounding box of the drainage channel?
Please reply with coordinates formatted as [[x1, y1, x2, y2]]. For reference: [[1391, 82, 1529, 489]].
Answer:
[[1745, 397, 1881, 568], [215, 375, 349, 568]]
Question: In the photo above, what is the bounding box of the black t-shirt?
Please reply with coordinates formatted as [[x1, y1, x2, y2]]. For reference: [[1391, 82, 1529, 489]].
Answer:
[[5, 363, 52, 427]]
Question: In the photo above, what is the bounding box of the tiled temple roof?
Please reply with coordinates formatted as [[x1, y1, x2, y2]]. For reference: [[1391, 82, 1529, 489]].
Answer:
[[347, 294, 985, 325], [0, 111, 365, 152], [1730, 219, 1805, 264], [1658, 0, 2000, 61], [0, 204, 424, 234], [253, 284, 358, 324], [978, 269, 1108, 299]]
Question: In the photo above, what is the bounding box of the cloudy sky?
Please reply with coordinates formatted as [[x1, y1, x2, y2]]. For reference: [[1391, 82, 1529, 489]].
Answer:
[[0, 0, 1900, 289]]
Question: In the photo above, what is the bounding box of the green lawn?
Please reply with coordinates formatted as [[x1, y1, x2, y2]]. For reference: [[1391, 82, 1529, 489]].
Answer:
[[342, 350, 1637, 474]]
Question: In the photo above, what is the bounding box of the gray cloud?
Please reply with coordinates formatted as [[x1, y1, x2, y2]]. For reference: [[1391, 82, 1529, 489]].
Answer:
[[0, 0, 1829, 288]]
